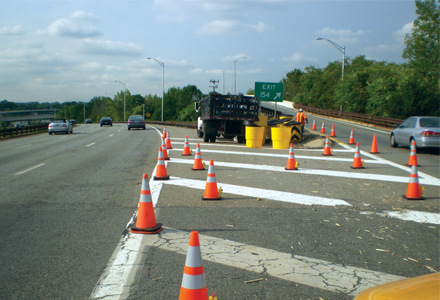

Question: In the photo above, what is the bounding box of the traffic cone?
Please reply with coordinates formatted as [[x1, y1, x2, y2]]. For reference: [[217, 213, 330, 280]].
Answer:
[[312, 120, 316, 130], [154, 146, 170, 180], [407, 141, 419, 166], [322, 136, 332, 156], [350, 142, 364, 169], [165, 131, 173, 149], [162, 126, 167, 138], [192, 143, 205, 171], [348, 129, 355, 144], [179, 231, 209, 300], [182, 135, 192, 156], [285, 143, 299, 170], [162, 137, 170, 160], [129, 174, 163, 234], [202, 160, 222, 200], [370, 134, 379, 154], [320, 122, 326, 133], [403, 165, 424, 200], [330, 124, 336, 137]]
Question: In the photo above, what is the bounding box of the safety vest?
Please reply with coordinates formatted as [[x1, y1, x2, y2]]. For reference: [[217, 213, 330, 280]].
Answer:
[[295, 112, 307, 125]]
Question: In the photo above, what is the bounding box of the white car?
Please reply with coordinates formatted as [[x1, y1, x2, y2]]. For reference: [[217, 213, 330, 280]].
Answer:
[[48, 119, 73, 135]]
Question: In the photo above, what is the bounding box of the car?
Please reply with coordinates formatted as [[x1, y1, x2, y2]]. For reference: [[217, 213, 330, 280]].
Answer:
[[100, 117, 113, 127], [127, 115, 145, 130], [48, 119, 73, 135], [70, 119, 77, 125], [85, 119, 92, 124], [390, 116, 440, 152]]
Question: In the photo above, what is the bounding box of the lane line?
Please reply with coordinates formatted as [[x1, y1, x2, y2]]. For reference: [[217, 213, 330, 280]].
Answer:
[[16, 144, 31, 149], [163, 176, 351, 206], [361, 210, 440, 225], [86, 142, 96, 147], [168, 158, 440, 186], [13, 163, 45, 176]]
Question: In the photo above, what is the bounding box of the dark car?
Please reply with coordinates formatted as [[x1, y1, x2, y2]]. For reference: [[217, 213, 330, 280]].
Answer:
[[85, 119, 92, 124], [127, 115, 145, 130], [390, 116, 440, 152], [100, 117, 113, 127], [70, 119, 77, 125]]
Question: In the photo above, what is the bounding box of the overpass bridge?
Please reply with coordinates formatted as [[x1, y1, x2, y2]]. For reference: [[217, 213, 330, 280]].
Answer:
[[0, 109, 60, 125]]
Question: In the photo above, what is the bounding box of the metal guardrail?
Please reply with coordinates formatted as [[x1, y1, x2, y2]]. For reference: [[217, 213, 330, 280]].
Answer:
[[0, 124, 48, 138], [144, 120, 197, 129], [293, 103, 404, 129]]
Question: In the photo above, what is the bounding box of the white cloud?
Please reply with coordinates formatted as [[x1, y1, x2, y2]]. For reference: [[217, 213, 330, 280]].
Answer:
[[0, 25, 25, 35], [70, 10, 98, 22], [317, 27, 368, 37], [80, 39, 143, 56], [197, 20, 242, 35], [190, 68, 203, 74], [247, 21, 273, 33], [283, 53, 318, 62], [46, 18, 100, 38], [222, 54, 249, 62], [244, 68, 263, 74], [394, 22, 413, 43]]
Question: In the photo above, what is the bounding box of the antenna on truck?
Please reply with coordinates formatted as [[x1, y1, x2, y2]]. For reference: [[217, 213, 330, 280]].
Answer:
[[209, 79, 219, 93]]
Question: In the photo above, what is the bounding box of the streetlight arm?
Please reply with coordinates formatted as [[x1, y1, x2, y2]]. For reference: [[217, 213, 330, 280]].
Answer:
[[147, 57, 164, 67], [315, 37, 345, 54]]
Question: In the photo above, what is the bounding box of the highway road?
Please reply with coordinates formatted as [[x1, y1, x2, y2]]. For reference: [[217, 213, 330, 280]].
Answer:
[[0, 115, 439, 300]]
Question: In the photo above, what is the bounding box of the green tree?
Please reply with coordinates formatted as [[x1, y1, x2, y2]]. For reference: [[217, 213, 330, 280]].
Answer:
[[282, 69, 302, 100]]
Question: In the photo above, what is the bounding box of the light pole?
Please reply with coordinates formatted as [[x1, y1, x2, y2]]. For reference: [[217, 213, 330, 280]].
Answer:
[[114, 80, 126, 121], [223, 68, 231, 94], [315, 37, 345, 79], [234, 56, 246, 95], [147, 57, 165, 122]]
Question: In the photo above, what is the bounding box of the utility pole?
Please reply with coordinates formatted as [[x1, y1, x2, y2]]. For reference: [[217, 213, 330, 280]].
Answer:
[[210, 79, 219, 93]]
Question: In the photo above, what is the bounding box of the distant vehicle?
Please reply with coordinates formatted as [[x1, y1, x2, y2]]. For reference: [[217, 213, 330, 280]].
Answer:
[[85, 119, 92, 124], [70, 119, 77, 125], [48, 119, 73, 135], [390, 116, 440, 152], [100, 117, 113, 127], [127, 115, 145, 130]]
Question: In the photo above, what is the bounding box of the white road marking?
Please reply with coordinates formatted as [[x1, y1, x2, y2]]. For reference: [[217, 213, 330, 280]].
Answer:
[[360, 210, 440, 225], [86, 142, 96, 147], [16, 144, 31, 149], [163, 176, 351, 206], [109, 134, 114, 137], [169, 158, 440, 186], [13, 163, 45, 176]]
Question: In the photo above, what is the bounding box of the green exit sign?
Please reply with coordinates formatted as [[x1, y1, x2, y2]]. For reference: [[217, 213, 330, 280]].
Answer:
[[255, 82, 284, 102]]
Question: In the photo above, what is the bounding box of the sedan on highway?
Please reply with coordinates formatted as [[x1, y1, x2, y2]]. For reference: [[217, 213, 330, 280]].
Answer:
[[390, 116, 440, 151], [100, 117, 113, 127], [127, 115, 145, 130], [48, 119, 73, 135]]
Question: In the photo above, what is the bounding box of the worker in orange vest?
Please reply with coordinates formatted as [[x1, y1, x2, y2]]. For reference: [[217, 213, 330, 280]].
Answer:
[[295, 108, 308, 136]]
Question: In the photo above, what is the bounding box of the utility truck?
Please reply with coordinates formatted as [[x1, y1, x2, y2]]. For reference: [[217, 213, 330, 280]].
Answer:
[[196, 93, 260, 143]]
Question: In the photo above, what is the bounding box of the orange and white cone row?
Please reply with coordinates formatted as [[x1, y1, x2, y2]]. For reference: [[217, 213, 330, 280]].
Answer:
[[129, 174, 163, 234], [182, 135, 192, 156], [312, 120, 316, 130], [285, 143, 299, 170], [403, 165, 424, 200], [202, 160, 222, 200], [350, 142, 364, 169], [154, 146, 170, 180], [192, 143, 205, 170], [320, 122, 326, 134], [162, 127, 167, 139], [162, 137, 170, 160], [370, 134, 379, 154], [179, 231, 209, 300], [330, 124, 336, 137], [407, 141, 418, 166], [166, 131, 173, 149], [322, 136, 332, 156]]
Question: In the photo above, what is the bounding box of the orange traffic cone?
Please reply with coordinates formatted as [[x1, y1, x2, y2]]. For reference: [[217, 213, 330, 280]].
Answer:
[[165, 131, 173, 149], [403, 165, 424, 200], [320, 122, 326, 133], [202, 160, 222, 200], [162, 127, 167, 138], [192, 143, 205, 171], [370, 134, 379, 154], [179, 231, 209, 300], [322, 136, 332, 156], [348, 129, 355, 144], [330, 124, 336, 137], [350, 142, 364, 169], [162, 137, 170, 160], [407, 141, 418, 166], [129, 174, 163, 234], [312, 120, 316, 130], [182, 135, 192, 156], [154, 146, 170, 180], [285, 143, 299, 170]]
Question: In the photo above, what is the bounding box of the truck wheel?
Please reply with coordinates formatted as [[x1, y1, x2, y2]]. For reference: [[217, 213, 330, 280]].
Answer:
[[203, 133, 209, 142], [197, 130, 203, 138], [237, 135, 245, 143], [209, 134, 216, 143]]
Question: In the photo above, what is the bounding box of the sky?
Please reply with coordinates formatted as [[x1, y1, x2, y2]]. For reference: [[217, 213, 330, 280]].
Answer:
[[0, 0, 417, 104]]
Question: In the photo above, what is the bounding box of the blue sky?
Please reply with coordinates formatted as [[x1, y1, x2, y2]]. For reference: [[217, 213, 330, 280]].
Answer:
[[0, 0, 416, 103]]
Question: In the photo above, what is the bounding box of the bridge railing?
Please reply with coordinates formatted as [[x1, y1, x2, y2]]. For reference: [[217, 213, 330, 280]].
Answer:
[[0, 124, 48, 138]]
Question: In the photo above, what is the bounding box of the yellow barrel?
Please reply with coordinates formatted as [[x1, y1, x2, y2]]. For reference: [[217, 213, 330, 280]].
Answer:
[[271, 127, 291, 149], [245, 126, 264, 148]]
